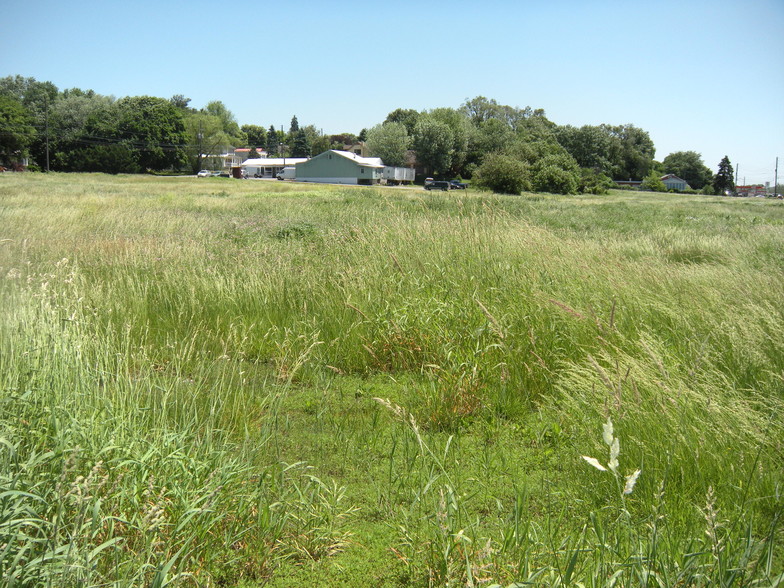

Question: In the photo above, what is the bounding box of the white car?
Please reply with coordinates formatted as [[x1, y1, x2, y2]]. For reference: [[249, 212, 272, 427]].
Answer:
[[197, 170, 211, 177]]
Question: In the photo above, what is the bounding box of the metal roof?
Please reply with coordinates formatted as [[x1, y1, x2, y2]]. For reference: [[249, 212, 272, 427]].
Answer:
[[240, 158, 308, 167]]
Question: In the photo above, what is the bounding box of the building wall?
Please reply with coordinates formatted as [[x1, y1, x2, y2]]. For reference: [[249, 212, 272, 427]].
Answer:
[[297, 152, 361, 178], [663, 179, 686, 190]]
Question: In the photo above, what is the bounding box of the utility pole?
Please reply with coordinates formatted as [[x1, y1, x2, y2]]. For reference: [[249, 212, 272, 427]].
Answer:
[[45, 93, 50, 172], [775, 157, 779, 197], [197, 120, 203, 172]]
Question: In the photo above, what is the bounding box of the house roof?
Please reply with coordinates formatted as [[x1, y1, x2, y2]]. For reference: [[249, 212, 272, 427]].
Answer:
[[660, 174, 685, 182], [240, 157, 308, 167], [327, 150, 384, 168]]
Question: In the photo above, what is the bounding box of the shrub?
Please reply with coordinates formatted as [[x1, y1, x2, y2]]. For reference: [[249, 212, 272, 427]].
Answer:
[[531, 153, 580, 194], [473, 153, 531, 195]]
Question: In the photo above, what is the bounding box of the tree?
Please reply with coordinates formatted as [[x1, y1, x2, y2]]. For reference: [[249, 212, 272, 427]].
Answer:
[[530, 153, 580, 194], [290, 129, 311, 157], [86, 96, 188, 171], [169, 94, 192, 110], [241, 124, 267, 148], [204, 100, 245, 145], [412, 116, 454, 176], [429, 107, 471, 176], [184, 112, 234, 172], [266, 125, 279, 155], [247, 147, 262, 159], [662, 151, 713, 189], [384, 108, 420, 135], [640, 171, 667, 192], [713, 156, 735, 195], [602, 124, 656, 180], [365, 122, 410, 167], [40, 91, 115, 171], [289, 115, 299, 135], [473, 153, 530, 194], [555, 125, 618, 176], [0, 95, 36, 165]]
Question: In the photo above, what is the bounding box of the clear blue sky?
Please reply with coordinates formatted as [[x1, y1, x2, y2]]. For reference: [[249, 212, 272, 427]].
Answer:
[[3, 0, 783, 184]]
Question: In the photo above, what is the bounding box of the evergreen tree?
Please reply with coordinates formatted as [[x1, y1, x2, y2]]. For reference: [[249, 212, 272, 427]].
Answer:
[[713, 155, 735, 195], [291, 129, 311, 157], [289, 115, 299, 135], [266, 125, 279, 155]]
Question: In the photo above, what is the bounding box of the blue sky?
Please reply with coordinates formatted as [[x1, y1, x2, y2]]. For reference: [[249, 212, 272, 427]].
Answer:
[[3, 0, 783, 184]]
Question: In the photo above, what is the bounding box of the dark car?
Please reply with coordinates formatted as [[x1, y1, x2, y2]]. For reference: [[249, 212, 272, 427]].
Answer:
[[424, 179, 450, 191], [448, 179, 467, 189]]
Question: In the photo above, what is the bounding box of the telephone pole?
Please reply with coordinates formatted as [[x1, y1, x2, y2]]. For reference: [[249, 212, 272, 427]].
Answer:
[[45, 94, 50, 172]]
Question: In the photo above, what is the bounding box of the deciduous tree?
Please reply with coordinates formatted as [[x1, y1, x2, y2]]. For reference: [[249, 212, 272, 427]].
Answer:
[[662, 151, 713, 189], [366, 122, 410, 167], [0, 95, 36, 165], [412, 116, 454, 176]]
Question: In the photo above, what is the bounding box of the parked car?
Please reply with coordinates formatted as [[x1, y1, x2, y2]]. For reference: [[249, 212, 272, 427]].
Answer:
[[424, 178, 450, 191], [449, 179, 467, 189], [197, 170, 211, 177]]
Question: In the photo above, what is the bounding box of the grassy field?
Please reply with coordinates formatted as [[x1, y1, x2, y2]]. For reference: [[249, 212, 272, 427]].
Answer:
[[0, 172, 782, 587]]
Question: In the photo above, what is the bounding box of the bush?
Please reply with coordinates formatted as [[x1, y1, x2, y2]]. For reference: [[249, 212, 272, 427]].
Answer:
[[579, 168, 614, 194], [640, 172, 667, 192], [530, 153, 580, 195], [473, 153, 531, 195]]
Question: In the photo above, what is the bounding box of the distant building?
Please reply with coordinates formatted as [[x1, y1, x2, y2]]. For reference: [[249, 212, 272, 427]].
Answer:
[[240, 157, 308, 178], [661, 174, 690, 191], [295, 150, 385, 185], [735, 184, 766, 197]]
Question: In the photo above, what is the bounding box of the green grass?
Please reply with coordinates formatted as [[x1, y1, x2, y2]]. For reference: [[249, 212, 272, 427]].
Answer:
[[1, 172, 782, 586]]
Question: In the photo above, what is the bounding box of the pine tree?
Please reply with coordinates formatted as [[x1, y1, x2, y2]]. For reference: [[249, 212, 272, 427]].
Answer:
[[289, 115, 299, 135], [713, 155, 735, 195], [291, 129, 311, 157], [266, 125, 279, 156]]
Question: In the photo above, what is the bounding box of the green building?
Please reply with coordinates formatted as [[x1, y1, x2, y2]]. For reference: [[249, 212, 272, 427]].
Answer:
[[295, 150, 384, 185]]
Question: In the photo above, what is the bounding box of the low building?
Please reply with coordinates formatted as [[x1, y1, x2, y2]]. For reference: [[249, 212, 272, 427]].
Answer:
[[240, 157, 308, 178], [295, 150, 385, 185], [735, 184, 766, 197], [661, 174, 690, 191]]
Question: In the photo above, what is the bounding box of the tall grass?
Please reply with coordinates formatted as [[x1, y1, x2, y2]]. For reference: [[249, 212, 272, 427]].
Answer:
[[1, 172, 782, 585]]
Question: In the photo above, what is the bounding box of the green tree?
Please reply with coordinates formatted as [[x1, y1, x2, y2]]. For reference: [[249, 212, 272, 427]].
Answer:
[[241, 124, 267, 149], [640, 171, 667, 192], [86, 96, 188, 171], [0, 95, 36, 165], [473, 153, 530, 194], [184, 112, 233, 172], [662, 151, 713, 189], [412, 116, 454, 176], [204, 100, 245, 145], [384, 108, 420, 135], [530, 153, 580, 194], [713, 156, 735, 195], [555, 124, 618, 176], [289, 115, 299, 135], [291, 129, 311, 157], [169, 94, 192, 110], [42, 91, 114, 171], [429, 107, 471, 176], [603, 124, 656, 180], [266, 125, 279, 155], [365, 122, 410, 167]]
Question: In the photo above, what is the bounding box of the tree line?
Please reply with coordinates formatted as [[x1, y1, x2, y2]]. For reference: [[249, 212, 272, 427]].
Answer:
[[1, 75, 731, 195]]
